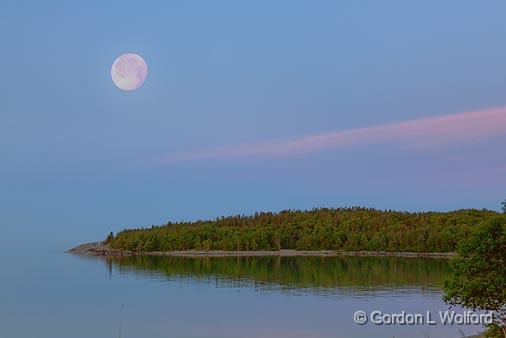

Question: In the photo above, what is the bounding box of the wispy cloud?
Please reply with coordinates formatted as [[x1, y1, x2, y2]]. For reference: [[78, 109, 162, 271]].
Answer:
[[160, 106, 506, 163]]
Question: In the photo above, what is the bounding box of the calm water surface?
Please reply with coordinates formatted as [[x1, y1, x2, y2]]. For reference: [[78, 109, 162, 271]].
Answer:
[[0, 247, 484, 338]]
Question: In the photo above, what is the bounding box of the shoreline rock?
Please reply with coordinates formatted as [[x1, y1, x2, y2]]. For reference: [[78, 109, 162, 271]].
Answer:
[[67, 242, 456, 258]]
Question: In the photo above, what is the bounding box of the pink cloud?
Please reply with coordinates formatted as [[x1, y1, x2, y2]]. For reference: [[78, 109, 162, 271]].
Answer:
[[160, 106, 506, 163]]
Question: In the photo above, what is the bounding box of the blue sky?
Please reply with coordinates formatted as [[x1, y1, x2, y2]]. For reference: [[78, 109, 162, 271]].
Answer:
[[1, 0, 505, 247]]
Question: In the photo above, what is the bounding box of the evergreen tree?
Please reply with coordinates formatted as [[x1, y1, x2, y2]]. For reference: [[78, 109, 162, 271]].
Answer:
[[104, 231, 114, 244]]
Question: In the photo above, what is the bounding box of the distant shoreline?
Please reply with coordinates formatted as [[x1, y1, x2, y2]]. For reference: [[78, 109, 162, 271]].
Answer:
[[68, 242, 456, 258]]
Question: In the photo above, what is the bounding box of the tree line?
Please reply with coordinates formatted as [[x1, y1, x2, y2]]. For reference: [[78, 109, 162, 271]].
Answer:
[[108, 207, 503, 253]]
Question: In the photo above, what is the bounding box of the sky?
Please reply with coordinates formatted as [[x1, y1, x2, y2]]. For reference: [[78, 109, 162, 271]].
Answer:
[[1, 0, 505, 247]]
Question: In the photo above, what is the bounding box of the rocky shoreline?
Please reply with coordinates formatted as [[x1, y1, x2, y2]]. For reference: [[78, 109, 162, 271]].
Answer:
[[68, 242, 456, 258]]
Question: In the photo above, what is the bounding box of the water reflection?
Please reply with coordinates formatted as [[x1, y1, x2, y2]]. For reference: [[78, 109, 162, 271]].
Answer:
[[98, 255, 451, 297]]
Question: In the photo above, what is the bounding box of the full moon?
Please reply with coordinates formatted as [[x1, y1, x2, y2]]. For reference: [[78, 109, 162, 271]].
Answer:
[[111, 53, 148, 91]]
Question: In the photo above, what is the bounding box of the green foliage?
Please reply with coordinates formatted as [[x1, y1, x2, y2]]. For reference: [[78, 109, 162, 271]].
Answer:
[[502, 199, 506, 214], [104, 231, 114, 244], [443, 217, 506, 337], [109, 207, 500, 253], [485, 324, 504, 338]]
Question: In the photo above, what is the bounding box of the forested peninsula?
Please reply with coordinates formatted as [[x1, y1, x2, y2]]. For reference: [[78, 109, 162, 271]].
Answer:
[[82, 208, 504, 255]]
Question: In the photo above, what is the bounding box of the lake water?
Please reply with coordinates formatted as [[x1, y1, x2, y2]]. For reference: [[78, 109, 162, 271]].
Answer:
[[0, 248, 484, 338]]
